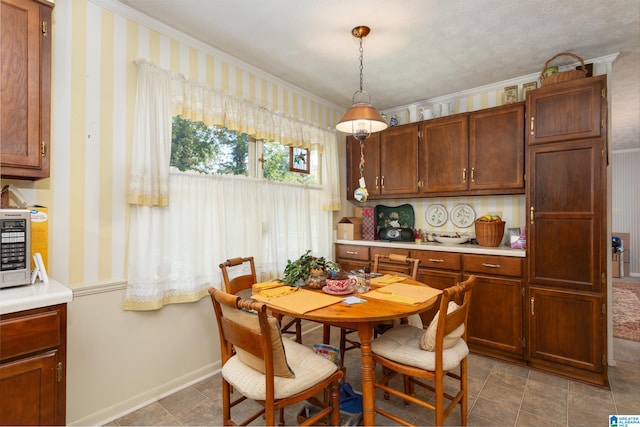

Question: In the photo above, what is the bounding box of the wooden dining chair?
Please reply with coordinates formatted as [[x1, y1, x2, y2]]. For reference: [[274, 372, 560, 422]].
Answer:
[[209, 288, 343, 426], [339, 254, 421, 366], [219, 256, 303, 343], [369, 275, 477, 426]]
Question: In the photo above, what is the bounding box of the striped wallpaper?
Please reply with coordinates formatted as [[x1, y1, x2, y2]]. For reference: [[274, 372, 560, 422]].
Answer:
[[43, 0, 344, 286]]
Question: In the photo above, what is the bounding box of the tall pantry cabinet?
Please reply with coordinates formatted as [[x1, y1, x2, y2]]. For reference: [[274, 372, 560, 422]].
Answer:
[[525, 76, 608, 385]]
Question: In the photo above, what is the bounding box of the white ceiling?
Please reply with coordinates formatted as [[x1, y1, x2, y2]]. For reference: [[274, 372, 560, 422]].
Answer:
[[119, 0, 640, 150]]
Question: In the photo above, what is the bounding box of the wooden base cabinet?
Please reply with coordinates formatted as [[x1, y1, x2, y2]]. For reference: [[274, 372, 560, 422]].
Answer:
[[0, 304, 66, 425], [463, 254, 524, 360]]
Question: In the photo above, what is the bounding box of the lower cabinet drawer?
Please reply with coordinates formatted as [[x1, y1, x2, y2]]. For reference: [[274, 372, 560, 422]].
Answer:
[[0, 310, 61, 361], [412, 250, 461, 271], [335, 244, 369, 261], [463, 254, 523, 277]]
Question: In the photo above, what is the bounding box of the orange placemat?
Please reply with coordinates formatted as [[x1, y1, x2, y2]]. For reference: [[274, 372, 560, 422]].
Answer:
[[370, 274, 407, 285], [252, 288, 343, 314], [364, 283, 442, 305]]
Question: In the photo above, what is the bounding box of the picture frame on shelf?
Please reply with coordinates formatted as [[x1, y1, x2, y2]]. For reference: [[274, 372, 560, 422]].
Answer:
[[503, 85, 519, 104], [522, 81, 537, 99], [289, 147, 310, 174]]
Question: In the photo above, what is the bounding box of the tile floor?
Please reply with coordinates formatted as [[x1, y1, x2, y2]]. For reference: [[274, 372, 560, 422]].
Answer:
[[110, 311, 640, 426]]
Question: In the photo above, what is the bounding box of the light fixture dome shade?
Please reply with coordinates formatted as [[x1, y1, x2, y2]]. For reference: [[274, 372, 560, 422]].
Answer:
[[336, 102, 388, 138]]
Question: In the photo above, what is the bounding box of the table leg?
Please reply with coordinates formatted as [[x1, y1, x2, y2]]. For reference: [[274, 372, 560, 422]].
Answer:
[[358, 322, 376, 426]]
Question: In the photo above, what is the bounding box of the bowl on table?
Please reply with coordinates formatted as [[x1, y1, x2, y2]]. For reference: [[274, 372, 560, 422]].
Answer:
[[323, 277, 357, 295]]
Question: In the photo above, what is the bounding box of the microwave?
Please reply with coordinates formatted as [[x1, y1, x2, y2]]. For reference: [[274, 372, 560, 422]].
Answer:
[[0, 209, 31, 288]]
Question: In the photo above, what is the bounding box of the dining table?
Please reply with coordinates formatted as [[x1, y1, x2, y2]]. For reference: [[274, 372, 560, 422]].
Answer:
[[252, 277, 441, 426]]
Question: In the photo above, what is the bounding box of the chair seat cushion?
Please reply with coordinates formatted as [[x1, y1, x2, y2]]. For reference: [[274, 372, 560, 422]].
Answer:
[[223, 338, 339, 400], [371, 325, 468, 371]]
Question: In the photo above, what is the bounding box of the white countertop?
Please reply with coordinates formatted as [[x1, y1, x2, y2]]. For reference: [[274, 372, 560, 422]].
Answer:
[[336, 239, 526, 257], [0, 278, 73, 315]]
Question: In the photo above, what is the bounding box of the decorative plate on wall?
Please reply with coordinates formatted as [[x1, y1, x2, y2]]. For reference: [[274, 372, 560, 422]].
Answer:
[[425, 204, 448, 227], [450, 204, 476, 228]]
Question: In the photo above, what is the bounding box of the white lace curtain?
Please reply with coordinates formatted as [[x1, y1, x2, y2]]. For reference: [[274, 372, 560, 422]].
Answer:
[[124, 60, 340, 310]]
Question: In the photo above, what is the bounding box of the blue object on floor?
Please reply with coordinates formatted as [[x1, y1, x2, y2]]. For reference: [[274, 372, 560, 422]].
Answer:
[[339, 382, 363, 415]]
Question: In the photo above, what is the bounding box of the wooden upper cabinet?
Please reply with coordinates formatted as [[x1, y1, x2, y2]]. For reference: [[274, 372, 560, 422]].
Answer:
[[526, 76, 606, 145], [1, 0, 53, 179], [419, 115, 469, 194], [346, 134, 380, 200], [379, 123, 419, 196], [469, 102, 525, 193]]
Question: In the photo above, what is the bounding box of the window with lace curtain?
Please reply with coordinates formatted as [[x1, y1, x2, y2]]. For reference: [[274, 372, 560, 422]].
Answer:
[[171, 115, 318, 184]]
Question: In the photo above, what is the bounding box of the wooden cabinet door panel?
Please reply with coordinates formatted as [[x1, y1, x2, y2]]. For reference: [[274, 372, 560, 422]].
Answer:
[[346, 135, 380, 199], [469, 102, 524, 192], [528, 287, 603, 373], [467, 274, 523, 356], [420, 115, 469, 193], [417, 269, 461, 290], [526, 76, 605, 145], [527, 140, 604, 292], [379, 124, 419, 195], [0, 0, 52, 178], [0, 351, 58, 425]]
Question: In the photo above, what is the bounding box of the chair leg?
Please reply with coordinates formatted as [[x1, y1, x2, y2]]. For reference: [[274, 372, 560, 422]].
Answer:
[[435, 371, 444, 426], [460, 359, 468, 425], [295, 319, 302, 343]]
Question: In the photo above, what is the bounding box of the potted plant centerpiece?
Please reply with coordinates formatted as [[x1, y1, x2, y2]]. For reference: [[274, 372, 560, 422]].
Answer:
[[281, 250, 341, 288]]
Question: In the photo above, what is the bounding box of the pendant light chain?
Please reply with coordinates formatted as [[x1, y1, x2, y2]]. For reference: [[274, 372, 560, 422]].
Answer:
[[358, 37, 364, 92]]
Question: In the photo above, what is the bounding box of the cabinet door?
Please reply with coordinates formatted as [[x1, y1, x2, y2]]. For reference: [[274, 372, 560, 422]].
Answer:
[[0, 351, 58, 425], [528, 286, 604, 374], [527, 140, 605, 292], [419, 115, 469, 193], [379, 124, 419, 196], [526, 76, 605, 145], [346, 135, 381, 200], [466, 274, 523, 357], [417, 269, 461, 291], [0, 0, 52, 179], [469, 102, 524, 193]]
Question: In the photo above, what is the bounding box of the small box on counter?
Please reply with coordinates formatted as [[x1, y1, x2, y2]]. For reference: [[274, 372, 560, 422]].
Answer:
[[353, 207, 363, 218], [337, 217, 362, 240], [29, 206, 48, 271]]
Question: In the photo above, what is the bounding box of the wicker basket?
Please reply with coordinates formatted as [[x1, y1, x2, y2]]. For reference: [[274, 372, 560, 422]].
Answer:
[[539, 52, 588, 87], [474, 220, 506, 247]]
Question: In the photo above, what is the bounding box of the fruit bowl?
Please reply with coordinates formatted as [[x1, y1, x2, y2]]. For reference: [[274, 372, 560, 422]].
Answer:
[[434, 234, 470, 245]]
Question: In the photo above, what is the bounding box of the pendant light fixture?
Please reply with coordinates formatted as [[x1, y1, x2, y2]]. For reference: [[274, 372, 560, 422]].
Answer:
[[335, 26, 388, 141]]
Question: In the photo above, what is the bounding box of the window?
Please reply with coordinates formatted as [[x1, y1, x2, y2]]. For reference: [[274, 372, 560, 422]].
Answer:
[[171, 116, 318, 184]]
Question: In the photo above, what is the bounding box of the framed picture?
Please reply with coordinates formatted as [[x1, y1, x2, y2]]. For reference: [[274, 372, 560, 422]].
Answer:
[[522, 81, 537, 99], [503, 85, 518, 104], [289, 147, 310, 174]]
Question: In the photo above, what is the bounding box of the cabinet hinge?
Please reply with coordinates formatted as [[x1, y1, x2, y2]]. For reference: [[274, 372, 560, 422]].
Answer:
[[602, 303, 606, 315], [418, 130, 422, 139], [42, 21, 48, 37], [601, 119, 605, 129], [602, 354, 607, 365], [602, 88, 606, 98], [522, 337, 526, 349], [521, 286, 525, 297], [602, 272, 606, 284], [41, 141, 47, 157], [56, 362, 63, 382]]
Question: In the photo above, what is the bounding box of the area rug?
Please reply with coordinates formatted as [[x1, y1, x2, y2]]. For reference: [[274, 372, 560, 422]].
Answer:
[[613, 281, 640, 342]]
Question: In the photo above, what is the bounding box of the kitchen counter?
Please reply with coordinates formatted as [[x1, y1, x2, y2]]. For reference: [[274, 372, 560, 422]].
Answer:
[[335, 239, 526, 258], [0, 278, 73, 315]]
